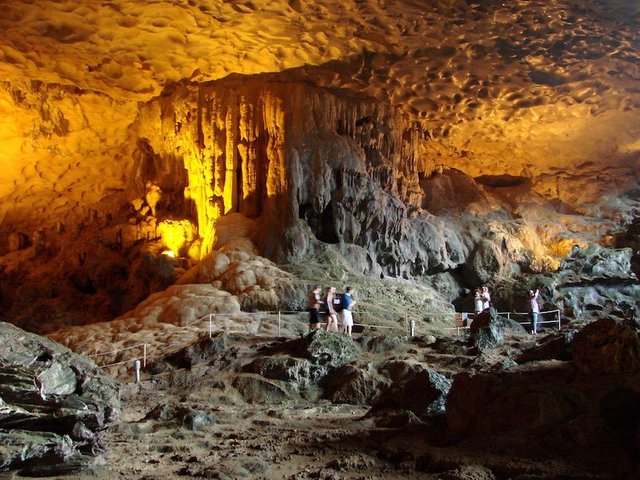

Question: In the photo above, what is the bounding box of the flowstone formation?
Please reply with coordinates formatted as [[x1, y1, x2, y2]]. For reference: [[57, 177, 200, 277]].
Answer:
[[135, 76, 467, 273], [0, 0, 638, 331], [0, 1, 639, 478]]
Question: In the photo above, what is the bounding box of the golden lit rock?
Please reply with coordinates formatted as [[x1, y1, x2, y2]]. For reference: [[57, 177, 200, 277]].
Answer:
[[0, 0, 637, 331], [157, 219, 197, 257]]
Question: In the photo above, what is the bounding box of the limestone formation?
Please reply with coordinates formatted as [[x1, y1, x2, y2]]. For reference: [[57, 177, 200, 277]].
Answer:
[[0, 322, 119, 475], [0, 1, 638, 333], [446, 320, 640, 478], [469, 308, 528, 351], [0, 1, 638, 478], [553, 244, 640, 320]]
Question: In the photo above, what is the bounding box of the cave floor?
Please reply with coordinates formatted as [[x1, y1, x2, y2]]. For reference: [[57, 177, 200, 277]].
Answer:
[[84, 332, 617, 480], [94, 387, 609, 480]]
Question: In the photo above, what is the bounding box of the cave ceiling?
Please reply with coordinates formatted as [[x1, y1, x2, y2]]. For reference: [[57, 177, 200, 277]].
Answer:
[[0, 0, 638, 236]]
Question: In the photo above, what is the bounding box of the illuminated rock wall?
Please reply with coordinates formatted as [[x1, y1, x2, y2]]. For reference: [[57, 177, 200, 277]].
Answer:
[[138, 79, 555, 287], [134, 77, 470, 276]]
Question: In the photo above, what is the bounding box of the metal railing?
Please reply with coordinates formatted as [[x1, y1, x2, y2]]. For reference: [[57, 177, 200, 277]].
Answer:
[[438, 309, 562, 336], [88, 343, 147, 368], [85, 307, 562, 380], [85, 309, 407, 374]]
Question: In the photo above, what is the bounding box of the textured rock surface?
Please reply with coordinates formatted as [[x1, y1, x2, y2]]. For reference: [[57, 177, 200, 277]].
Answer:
[[372, 360, 451, 419], [0, 322, 120, 475], [571, 317, 640, 374], [446, 320, 640, 478], [0, 0, 638, 232], [34, 316, 638, 479], [553, 244, 640, 320], [469, 309, 528, 351], [0, 1, 638, 332]]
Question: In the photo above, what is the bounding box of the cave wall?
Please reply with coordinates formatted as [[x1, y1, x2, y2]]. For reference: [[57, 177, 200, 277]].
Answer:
[[133, 76, 548, 279], [134, 79, 427, 267], [0, 0, 637, 331]]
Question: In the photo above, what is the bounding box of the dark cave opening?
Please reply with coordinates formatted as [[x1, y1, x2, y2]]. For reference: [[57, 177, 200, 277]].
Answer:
[[318, 201, 340, 244]]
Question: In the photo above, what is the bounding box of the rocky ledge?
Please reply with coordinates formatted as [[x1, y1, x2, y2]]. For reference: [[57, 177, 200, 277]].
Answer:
[[0, 322, 120, 476]]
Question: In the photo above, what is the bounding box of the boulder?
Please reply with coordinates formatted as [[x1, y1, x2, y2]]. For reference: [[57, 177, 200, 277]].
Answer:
[[366, 409, 423, 428], [232, 374, 293, 404], [156, 331, 230, 370], [446, 364, 578, 438], [323, 363, 387, 405], [446, 337, 640, 478], [517, 329, 577, 363], [142, 404, 217, 431], [0, 322, 119, 475], [469, 309, 527, 351], [243, 355, 314, 393], [356, 335, 405, 353], [373, 360, 451, 419], [285, 329, 360, 380], [571, 318, 640, 374]]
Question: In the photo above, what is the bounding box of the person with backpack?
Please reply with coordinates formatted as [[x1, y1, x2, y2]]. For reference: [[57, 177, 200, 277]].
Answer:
[[339, 286, 357, 336]]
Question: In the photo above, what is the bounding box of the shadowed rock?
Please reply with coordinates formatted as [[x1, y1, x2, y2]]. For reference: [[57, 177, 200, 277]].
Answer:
[[469, 309, 528, 351], [374, 360, 451, 419], [571, 318, 640, 374], [324, 358, 451, 420], [517, 329, 578, 363], [446, 319, 640, 478], [232, 374, 292, 404], [142, 403, 217, 431], [154, 331, 231, 371], [0, 322, 119, 475]]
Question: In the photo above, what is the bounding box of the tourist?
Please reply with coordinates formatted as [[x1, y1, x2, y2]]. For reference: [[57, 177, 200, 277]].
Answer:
[[473, 287, 484, 316], [308, 285, 323, 330], [339, 286, 357, 336], [482, 286, 491, 311], [325, 286, 339, 332], [528, 289, 540, 335]]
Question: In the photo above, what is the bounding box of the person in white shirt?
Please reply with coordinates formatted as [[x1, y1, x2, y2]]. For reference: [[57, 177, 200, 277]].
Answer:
[[481, 286, 491, 311], [529, 289, 540, 335], [473, 287, 484, 316]]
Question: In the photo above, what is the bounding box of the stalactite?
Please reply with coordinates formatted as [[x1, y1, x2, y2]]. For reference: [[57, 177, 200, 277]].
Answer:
[[135, 76, 423, 260]]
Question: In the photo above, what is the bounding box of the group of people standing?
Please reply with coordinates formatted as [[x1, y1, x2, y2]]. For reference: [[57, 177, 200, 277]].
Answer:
[[308, 285, 357, 335], [473, 286, 491, 315], [473, 284, 541, 336]]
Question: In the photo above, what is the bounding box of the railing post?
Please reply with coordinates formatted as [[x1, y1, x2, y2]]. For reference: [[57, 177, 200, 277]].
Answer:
[[507, 312, 511, 321], [142, 344, 147, 368], [557, 310, 561, 330], [278, 311, 281, 337], [209, 313, 213, 338], [410, 319, 416, 337], [134, 359, 141, 383]]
